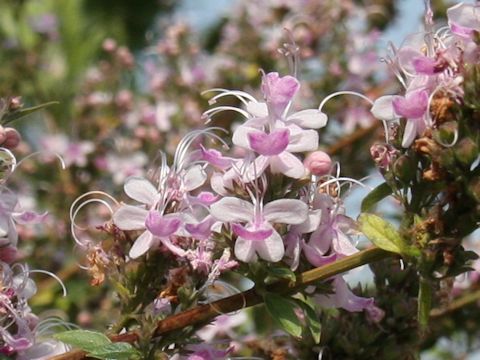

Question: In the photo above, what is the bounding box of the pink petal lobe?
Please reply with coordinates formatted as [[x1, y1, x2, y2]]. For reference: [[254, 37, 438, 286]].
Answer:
[[145, 212, 181, 237], [232, 223, 273, 241], [248, 129, 289, 156], [392, 90, 428, 119]]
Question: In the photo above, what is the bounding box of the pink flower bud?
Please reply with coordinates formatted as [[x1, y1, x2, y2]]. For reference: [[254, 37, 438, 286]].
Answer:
[[303, 151, 332, 176], [2, 128, 21, 149], [102, 38, 117, 52], [0, 126, 6, 144]]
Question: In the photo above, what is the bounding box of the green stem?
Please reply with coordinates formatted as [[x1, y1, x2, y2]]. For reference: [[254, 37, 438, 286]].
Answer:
[[418, 277, 433, 332]]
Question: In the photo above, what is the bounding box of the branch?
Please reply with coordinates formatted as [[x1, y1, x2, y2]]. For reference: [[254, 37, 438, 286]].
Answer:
[[430, 288, 480, 318], [49, 247, 393, 360]]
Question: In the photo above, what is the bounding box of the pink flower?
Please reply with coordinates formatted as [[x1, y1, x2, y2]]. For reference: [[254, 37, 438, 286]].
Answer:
[[314, 276, 378, 314], [210, 197, 308, 262]]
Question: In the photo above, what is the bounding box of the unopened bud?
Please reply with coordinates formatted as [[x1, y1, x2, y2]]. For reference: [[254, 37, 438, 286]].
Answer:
[[2, 128, 21, 149], [469, 177, 480, 203], [455, 138, 478, 166], [303, 151, 332, 176], [8, 96, 22, 111], [433, 121, 457, 145], [393, 155, 415, 182]]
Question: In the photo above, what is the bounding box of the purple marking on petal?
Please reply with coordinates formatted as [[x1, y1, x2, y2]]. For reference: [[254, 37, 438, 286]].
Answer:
[[13, 211, 48, 224], [412, 56, 437, 75], [199, 145, 232, 169], [232, 223, 273, 241], [185, 216, 215, 240], [196, 192, 219, 205], [248, 128, 289, 156], [392, 89, 429, 119], [450, 22, 475, 38], [145, 211, 181, 237]]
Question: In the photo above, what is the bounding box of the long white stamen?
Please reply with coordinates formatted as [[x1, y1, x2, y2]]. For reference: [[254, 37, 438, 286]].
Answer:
[[201, 106, 250, 122], [202, 89, 257, 106], [70, 191, 118, 223], [26, 270, 68, 297], [318, 91, 374, 113], [15, 151, 65, 172]]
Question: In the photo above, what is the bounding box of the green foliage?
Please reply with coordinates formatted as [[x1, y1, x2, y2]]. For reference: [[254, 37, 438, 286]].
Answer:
[[264, 293, 303, 338], [1, 101, 58, 125], [53, 330, 140, 360], [358, 213, 420, 258], [361, 182, 393, 212]]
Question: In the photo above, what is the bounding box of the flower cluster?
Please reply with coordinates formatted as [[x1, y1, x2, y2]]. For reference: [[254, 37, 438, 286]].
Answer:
[[71, 69, 384, 358]]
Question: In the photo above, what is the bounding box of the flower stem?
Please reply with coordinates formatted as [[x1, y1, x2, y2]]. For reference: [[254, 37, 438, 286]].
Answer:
[[49, 247, 393, 360]]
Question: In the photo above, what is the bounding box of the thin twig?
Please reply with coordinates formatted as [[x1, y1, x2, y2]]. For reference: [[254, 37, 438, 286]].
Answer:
[[430, 288, 480, 318], [49, 247, 393, 360]]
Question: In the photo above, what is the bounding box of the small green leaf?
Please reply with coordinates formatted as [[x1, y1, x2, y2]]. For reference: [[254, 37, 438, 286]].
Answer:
[[265, 266, 296, 285], [264, 293, 302, 338], [359, 213, 420, 257], [53, 330, 111, 353], [298, 300, 321, 344], [88, 342, 141, 360], [1, 101, 58, 125], [361, 182, 393, 212]]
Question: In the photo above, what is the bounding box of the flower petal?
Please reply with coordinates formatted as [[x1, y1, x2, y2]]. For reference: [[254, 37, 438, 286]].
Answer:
[[287, 109, 328, 129], [145, 212, 182, 237], [13, 211, 48, 224], [234, 237, 257, 262], [246, 101, 268, 117], [270, 152, 305, 179], [286, 128, 318, 153], [254, 229, 285, 262], [113, 205, 148, 230], [401, 118, 418, 148], [248, 129, 290, 156], [129, 231, 155, 259], [264, 199, 308, 224], [392, 89, 428, 119], [183, 165, 207, 191], [244, 155, 269, 182], [232, 223, 273, 241], [332, 231, 358, 256], [124, 176, 158, 205], [371, 95, 398, 121], [210, 197, 254, 223]]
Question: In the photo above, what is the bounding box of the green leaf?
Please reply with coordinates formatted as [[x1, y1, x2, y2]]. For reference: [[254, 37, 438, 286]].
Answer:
[[88, 342, 141, 360], [265, 265, 296, 285], [1, 101, 59, 125], [358, 213, 420, 257], [264, 293, 302, 338], [361, 182, 393, 212], [298, 300, 321, 344], [53, 330, 111, 353]]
